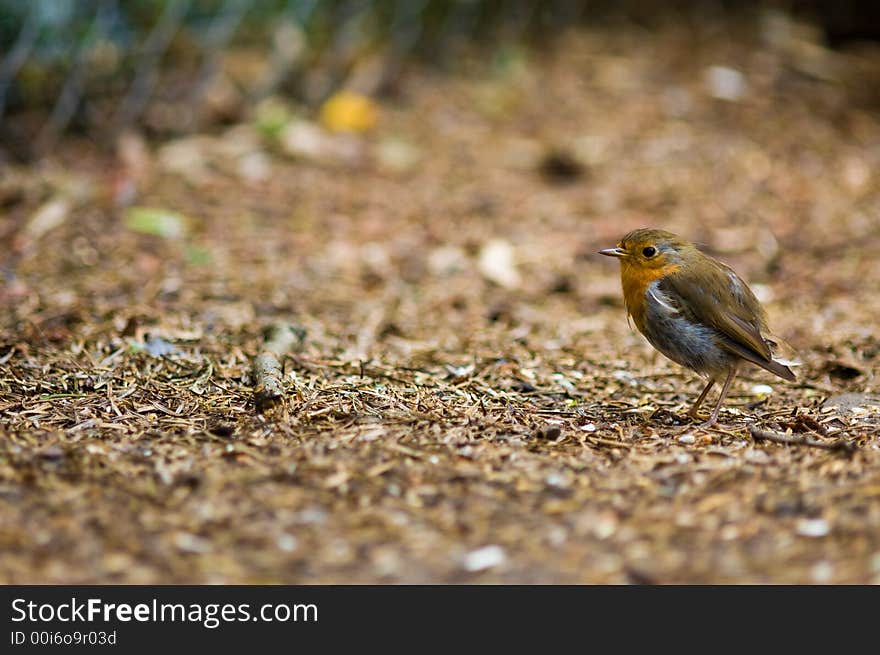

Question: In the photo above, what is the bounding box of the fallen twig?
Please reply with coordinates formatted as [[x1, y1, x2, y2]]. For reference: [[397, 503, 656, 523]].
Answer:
[[748, 425, 857, 453], [587, 436, 632, 450], [252, 323, 306, 414]]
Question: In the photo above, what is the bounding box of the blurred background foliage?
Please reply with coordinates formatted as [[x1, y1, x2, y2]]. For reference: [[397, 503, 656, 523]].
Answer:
[[1, 0, 879, 157]]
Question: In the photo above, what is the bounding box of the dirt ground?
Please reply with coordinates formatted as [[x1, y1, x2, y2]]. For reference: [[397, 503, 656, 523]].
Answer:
[[2, 15, 880, 584]]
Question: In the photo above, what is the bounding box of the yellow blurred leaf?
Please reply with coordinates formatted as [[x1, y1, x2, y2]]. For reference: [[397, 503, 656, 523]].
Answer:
[[319, 91, 378, 133]]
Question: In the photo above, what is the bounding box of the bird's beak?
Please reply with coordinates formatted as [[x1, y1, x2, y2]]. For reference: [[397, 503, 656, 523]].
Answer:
[[598, 247, 627, 258]]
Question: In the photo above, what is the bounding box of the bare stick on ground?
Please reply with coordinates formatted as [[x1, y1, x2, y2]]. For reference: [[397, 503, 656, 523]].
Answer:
[[252, 323, 306, 414], [748, 425, 857, 453]]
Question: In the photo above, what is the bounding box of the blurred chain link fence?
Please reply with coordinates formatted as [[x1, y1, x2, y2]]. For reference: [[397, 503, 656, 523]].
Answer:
[[0, 0, 594, 156]]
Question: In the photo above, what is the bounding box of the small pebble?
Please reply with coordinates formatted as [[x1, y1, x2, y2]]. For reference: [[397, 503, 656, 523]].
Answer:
[[546, 527, 567, 547], [144, 335, 179, 357], [296, 507, 327, 525], [462, 545, 507, 572], [593, 513, 618, 540], [174, 532, 211, 554], [720, 525, 739, 541], [751, 384, 773, 397], [277, 534, 298, 552], [705, 65, 748, 101], [745, 449, 770, 464], [545, 473, 568, 489], [810, 561, 834, 584], [478, 239, 521, 289], [796, 518, 830, 538]]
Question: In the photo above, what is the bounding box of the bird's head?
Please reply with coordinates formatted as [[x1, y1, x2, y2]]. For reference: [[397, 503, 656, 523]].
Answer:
[[599, 228, 693, 273]]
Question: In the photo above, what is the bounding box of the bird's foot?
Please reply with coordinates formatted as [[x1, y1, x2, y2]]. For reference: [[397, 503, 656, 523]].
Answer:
[[688, 412, 725, 430]]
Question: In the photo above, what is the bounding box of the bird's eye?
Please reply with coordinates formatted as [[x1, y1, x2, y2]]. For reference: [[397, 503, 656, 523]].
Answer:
[[642, 246, 657, 258]]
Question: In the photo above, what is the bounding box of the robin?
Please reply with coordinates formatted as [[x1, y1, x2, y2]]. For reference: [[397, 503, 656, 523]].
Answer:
[[599, 228, 796, 427]]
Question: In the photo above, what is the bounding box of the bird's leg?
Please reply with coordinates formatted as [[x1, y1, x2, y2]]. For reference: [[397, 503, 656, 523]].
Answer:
[[688, 379, 715, 419], [703, 367, 737, 428]]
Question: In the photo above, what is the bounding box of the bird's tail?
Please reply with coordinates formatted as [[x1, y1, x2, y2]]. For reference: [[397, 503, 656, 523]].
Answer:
[[764, 335, 799, 381]]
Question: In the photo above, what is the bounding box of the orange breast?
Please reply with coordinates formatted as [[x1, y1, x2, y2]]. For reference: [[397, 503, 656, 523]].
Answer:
[[620, 262, 680, 332]]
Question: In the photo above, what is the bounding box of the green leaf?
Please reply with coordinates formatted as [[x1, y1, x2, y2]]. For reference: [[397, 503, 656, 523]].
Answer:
[[185, 245, 213, 266], [124, 207, 188, 239]]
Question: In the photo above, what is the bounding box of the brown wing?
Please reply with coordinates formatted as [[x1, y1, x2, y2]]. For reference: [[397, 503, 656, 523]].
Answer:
[[659, 259, 795, 381]]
